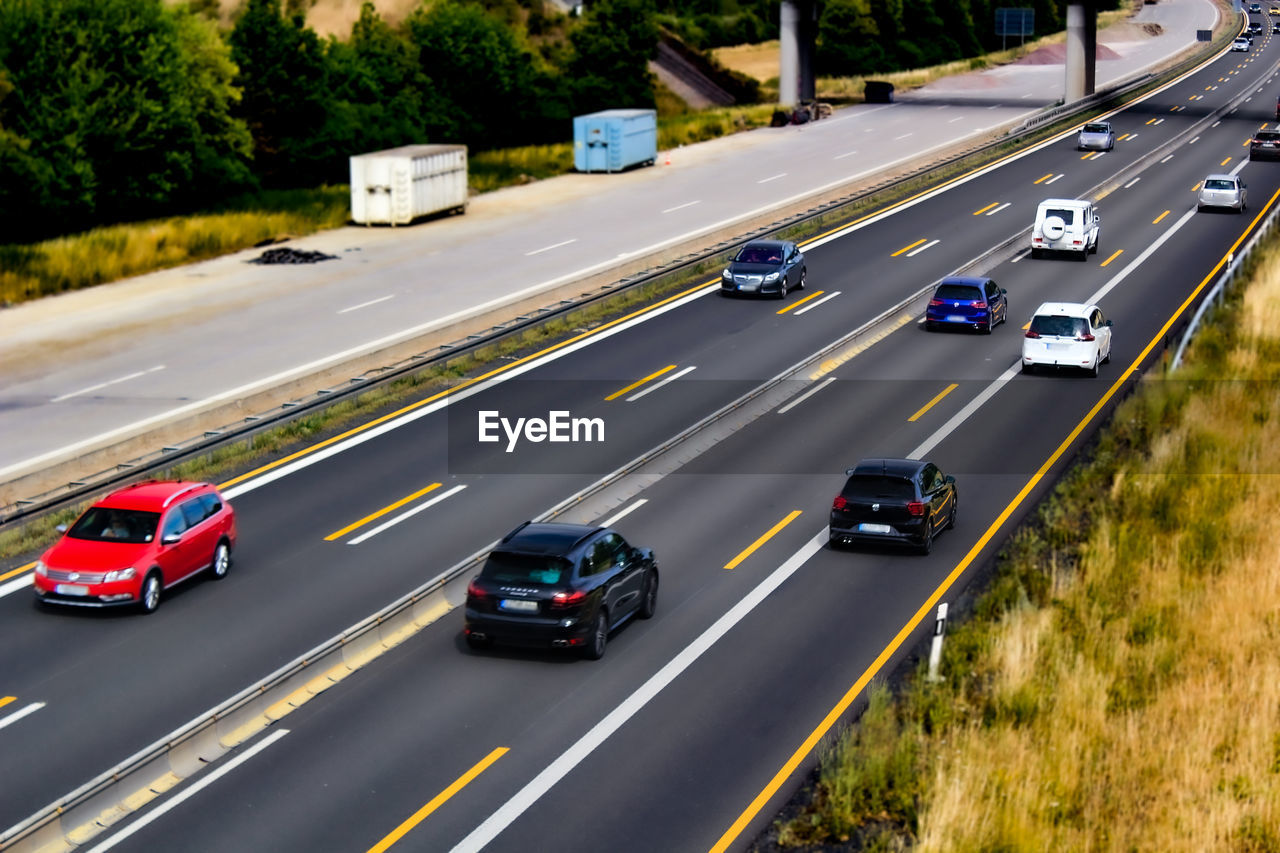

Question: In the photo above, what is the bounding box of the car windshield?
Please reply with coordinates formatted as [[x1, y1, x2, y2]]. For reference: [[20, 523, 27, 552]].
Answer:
[[67, 507, 159, 544], [934, 284, 982, 301], [734, 245, 782, 264], [480, 552, 572, 585], [1204, 179, 1236, 190], [841, 475, 915, 501], [1082, 124, 1109, 133], [1030, 315, 1089, 337]]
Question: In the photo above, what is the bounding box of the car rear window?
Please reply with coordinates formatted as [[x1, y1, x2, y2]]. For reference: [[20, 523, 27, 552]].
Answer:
[[1030, 315, 1088, 337], [934, 284, 983, 300], [1043, 207, 1078, 224], [735, 245, 781, 264], [1255, 132, 1280, 141], [67, 507, 160, 544], [480, 552, 572, 585], [841, 475, 915, 501], [1204, 179, 1236, 190], [1082, 124, 1109, 133]]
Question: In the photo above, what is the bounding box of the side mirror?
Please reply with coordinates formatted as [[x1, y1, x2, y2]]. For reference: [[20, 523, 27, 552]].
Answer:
[[1000, 288, 1007, 295], [162, 533, 182, 546], [945, 475, 956, 485], [1105, 319, 1113, 327], [844, 467, 857, 476], [56, 524, 67, 533]]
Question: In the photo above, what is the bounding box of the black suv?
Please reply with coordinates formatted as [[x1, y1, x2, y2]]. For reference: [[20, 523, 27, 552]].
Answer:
[[829, 458, 957, 554], [464, 522, 658, 659]]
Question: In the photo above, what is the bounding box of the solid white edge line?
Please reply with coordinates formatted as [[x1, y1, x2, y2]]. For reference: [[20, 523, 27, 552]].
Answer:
[[626, 365, 696, 403], [0, 702, 44, 731], [84, 729, 289, 853], [792, 291, 842, 316], [600, 498, 648, 528], [221, 286, 715, 499], [449, 531, 828, 853], [348, 485, 468, 545], [0, 575, 32, 598], [776, 377, 837, 415]]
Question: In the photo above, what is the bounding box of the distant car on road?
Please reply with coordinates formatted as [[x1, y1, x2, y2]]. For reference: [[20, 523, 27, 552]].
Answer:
[[1030, 198, 1100, 260], [1250, 129, 1280, 160], [463, 522, 658, 659], [720, 239, 806, 299], [829, 458, 957, 554], [1076, 121, 1115, 151], [1249, 22, 1265, 36], [924, 276, 1007, 333], [1197, 173, 1247, 212], [33, 480, 236, 613], [1233, 36, 1251, 51], [1022, 302, 1113, 377], [1250, 3, 1261, 12], [1272, 21, 1280, 32]]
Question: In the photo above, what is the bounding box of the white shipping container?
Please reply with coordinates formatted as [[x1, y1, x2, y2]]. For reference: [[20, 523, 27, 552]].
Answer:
[[349, 144, 468, 226]]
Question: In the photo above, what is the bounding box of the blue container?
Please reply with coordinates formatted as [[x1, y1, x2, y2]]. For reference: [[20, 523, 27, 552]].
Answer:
[[573, 109, 657, 173]]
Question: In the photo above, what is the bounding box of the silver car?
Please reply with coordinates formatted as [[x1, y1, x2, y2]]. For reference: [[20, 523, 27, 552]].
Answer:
[[1232, 36, 1250, 52], [1197, 174, 1247, 213], [1076, 121, 1115, 151]]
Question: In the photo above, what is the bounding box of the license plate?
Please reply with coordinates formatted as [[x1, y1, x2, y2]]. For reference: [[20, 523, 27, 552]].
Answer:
[[738, 283, 758, 291], [56, 584, 89, 596], [499, 599, 538, 613], [858, 523, 892, 534], [1048, 342, 1069, 351], [946, 315, 966, 323]]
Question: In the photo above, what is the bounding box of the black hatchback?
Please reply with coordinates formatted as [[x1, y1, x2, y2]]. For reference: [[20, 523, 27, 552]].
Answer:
[[720, 239, 806, 298], [924, 276, 1007, 333], [464, 522, 658, 659], [829, 458, 957, 554]]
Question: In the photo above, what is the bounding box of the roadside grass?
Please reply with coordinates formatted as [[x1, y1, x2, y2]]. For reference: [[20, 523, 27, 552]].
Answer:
[[773, 242, 1280, 847]]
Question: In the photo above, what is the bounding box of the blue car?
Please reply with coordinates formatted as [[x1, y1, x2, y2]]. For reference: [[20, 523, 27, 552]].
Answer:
[[924, 276, 1008, 334]]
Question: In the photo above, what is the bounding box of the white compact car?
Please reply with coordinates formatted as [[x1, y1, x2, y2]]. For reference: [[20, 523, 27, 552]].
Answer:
[[1198, 174, 1247, 213], [1232, 36, 1251, 52], [1030, 199, 1100, 260], [1022, 302, 1113, 377]]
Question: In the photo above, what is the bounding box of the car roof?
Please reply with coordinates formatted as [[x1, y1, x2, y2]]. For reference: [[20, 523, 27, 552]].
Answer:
[[1203, 173, 1238, 182], [96, 480, 210, 511], [497, 521, 603, 555], [848, 458, 926, 478], [936, 276, 990, 288], [742, 239, 788, 250], [1031, 301, 1094, 318], [1037, 197, 1089, 208], [1081, 122, 1110, 129]]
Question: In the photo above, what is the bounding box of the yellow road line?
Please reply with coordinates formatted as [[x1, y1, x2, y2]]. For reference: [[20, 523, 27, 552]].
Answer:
[[1145, 118, 1157, 125], [891, 239, 926, 257], [605, 364, 676, 401], [1117, 133, 1131, 142], [972, 202, 999, 216], [777, 291, 826, 315], [1080, 151, 1094, 160], [707, 185, 1280, 853], [1153, 210, 1171, 225], [366, 747, 508, 853], [724, 511, 802, 570], [1021, 321, 1031, 330], [907, 383, 959, 423], [0, 696, 15, 710], [1100, 249, 1124, 268], [810, 314, 914, 380], [1193, 182, 1202, 192], [1033, 173, 1053, 184], [325, 483, 442, 541], [1221, 156, 1233, 166], [1244, 138, 1251, 147], [0, 562, 35, 582]]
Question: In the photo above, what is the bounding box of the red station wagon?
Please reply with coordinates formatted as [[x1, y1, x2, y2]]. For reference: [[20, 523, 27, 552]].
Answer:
[[33, 481, 237, 613]]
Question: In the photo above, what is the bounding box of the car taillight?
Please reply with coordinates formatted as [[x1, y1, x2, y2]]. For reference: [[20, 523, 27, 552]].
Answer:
[[466, 579, 488, 601], [928, 299, 944, 307], [1025, 330, 1040, 339], [1077, 333, 1095, 341], [972, 301, 987, 309], [550, 590, 587, 609], [907, 501, 925, 517], [832, 495, 848, 510]]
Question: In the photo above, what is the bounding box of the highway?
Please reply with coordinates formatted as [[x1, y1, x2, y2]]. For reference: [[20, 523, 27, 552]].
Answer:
[[2, 9, 1276, 852]]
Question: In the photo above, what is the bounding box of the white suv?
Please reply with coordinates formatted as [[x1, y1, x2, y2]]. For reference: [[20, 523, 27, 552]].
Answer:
[[1022, 302, 1113, 377], [1030, 199, 1100, 260]]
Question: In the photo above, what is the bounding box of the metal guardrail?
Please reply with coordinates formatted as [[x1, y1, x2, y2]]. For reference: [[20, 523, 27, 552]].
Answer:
[[0, 25, 1234, 529]]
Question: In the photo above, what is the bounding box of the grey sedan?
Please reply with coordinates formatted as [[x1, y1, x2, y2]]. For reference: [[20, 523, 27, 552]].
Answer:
[[1076, 121, 1115, 151], [720, 239, 807, 299], [1197, 174, 1247, 213]]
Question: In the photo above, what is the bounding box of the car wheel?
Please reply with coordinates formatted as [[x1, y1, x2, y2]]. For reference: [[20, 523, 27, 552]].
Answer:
[[1103, 341, 1112, 364], [1088, 355, 1100, 378], [776, 281, 788, 300], [947, 496, 957, 530], [796, 268, 807, 291], [918, 523, 934, 556], [139, 571, 162, 614], [639, 571, 658, 619], [1022, 361, 1035, 375], [465, 632, 493, 651], [210, 541, 231, 580], [981, 313, 993, 334], [583, 609, 609, 660], [1078, 248, 1089, 262]]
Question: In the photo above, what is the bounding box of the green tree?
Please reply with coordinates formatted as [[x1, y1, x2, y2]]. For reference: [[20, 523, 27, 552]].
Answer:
[[0, 0, 252, 240], [568, 0, 659, 114]]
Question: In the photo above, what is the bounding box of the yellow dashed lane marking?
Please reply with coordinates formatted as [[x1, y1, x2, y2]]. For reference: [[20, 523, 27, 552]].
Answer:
[[605, 365, 676, 401], [908, 384, 959, 423], [724, 511, 803, 570]]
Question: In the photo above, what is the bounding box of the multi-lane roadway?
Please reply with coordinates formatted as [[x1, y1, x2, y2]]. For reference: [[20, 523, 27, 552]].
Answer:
[[3, 11, 1276, 853]]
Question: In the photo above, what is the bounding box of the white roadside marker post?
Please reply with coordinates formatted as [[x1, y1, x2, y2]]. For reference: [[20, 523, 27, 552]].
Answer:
[[926, 602, 948, 683]]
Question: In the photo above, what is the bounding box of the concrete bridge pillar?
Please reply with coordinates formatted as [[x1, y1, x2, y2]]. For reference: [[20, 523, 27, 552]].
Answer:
[[1065, 1, 1098, 102], [779, 0, 816, 107]]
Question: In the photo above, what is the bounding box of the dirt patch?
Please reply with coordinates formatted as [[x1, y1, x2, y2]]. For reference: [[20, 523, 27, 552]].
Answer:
[[712, 40, 780, 83], [1014, 42, 1123, 65]]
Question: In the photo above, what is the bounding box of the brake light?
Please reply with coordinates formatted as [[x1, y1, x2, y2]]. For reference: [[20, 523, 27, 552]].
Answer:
[[1077, 333, 1095, 342], [466, 579, 488, 601], [907, 501, 925, 517], [972, 301, 987, 309], [1025, 330, 1040, 339], [833, 495, 848, 511], [928, 299, 944, 307], [550, 590, 588, 609]]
